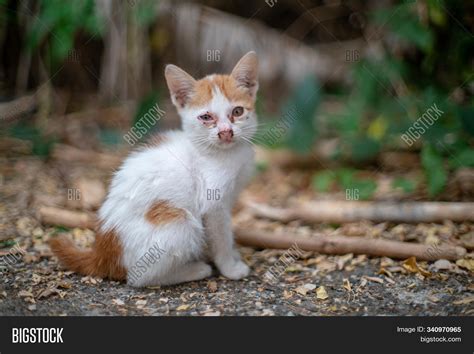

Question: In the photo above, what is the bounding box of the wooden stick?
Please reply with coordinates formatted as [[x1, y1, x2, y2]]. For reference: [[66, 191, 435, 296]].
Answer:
[[38, 206, 96, 230], [244, 200, 474, 223], [0, 94, 36, 121], [38, 206, 466, 261], [234, 227, 466, 261], [51, 144, 123, 169]]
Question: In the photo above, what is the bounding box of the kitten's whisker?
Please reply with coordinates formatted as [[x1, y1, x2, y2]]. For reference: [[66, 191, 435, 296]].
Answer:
[[240, 136, 257, 147]]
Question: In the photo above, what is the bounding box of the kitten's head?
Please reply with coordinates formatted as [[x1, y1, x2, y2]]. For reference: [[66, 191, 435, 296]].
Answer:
[[165, 51, 258, 150]]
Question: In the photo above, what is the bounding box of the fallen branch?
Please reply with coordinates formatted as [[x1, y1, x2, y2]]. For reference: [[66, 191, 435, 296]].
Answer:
[[0, 94, 36, 122], [234, 227, 466, 261], [38, 206, 466, 261], [38, 206, 96, 230], [244, 200, 474, 223], [51, 144, 123, 169]]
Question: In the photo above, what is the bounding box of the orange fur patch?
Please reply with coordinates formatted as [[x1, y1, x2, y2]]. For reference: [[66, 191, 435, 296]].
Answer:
[[145, 200, 186, 226], [189, 75, 254, 109], [93, 227, 127, 280], [49, 223, 126, 281]]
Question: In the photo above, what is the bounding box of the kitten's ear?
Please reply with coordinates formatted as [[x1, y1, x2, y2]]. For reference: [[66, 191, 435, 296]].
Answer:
[[165, 64, 197, 108], [231, 51, 258, 99]]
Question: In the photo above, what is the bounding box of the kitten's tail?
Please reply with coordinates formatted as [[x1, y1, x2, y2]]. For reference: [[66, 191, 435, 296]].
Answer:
[[49, 229, 127, 281]]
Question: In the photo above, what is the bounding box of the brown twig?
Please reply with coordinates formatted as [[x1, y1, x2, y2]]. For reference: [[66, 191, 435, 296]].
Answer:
[[51, 144, 123, 169], [38, 206, 96, 230], [244, 200, 474, 223], [234, 227, 466, 261], [38, 206, 466, 261]]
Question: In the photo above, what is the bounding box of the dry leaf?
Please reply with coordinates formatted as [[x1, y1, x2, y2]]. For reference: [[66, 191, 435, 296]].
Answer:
[[18, 290, 34, 298], [364, 276, 384, 284], [31, 273, 42, 285], [135, 299, 147, 308], [432, 259, 453, 272], [207, 281, 218, 293], [380, 257, 396, 268], [262, 309, 275, 316], [342, 278, 352, 292], [358, 277, 368, 289], [378, 267, 393, 278], [456, 259, 474, 272], [403, 257, 431, 277], [453, 296, 474, 305], [351, 255, 367, 266], [316, 286, 329, 300], [337, 254, 353, 270], [176, 304, 190, 311], [459, 232, 474, 250], [146, 285, 161, 290], [425, 234, 440, 245], [317, 260, 337, 273], [112, 299, 125, 306], [27, 304, 37, 311], [37, 287, 60, 299], [294, 283, 316, 296]]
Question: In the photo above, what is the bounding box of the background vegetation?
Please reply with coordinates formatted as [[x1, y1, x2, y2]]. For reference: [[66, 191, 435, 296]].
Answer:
[[1, 0, 473, 199]]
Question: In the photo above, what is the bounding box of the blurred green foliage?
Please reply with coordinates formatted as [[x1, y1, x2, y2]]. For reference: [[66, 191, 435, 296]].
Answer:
[[256, 77, 320, 153], [3, 0, 472, 199], [392, 177, 418, 194], [8, 124, 56, 157], [338, 0, 473, 197], [27, 0, 103, 65], [313, 168, 377, 200], [25, 0, 157, 66], [263, 0, 473, 198]]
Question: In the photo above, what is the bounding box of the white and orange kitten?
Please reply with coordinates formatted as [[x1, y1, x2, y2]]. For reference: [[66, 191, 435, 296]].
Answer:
[[51, 52, 258, 287]]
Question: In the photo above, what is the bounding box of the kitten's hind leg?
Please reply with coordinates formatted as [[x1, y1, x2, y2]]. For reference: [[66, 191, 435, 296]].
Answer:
[[160, 262, 212, 285]]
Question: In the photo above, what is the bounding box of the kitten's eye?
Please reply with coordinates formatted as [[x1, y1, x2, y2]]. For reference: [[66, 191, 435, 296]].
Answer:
[[232, 106, 244, 117], [198, 114, 213, 122]]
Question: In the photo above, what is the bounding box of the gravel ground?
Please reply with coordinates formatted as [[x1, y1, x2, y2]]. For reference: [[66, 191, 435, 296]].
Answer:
[[0, 251, 472, 316], [0, 155, 473, 316]]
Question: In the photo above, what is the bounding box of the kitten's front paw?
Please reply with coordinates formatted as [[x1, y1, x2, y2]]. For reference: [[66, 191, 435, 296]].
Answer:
[[219, 260, 250, 280]]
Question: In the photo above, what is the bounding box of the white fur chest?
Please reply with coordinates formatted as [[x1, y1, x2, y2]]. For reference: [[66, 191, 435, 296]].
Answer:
[[193, 145, 253, 213]]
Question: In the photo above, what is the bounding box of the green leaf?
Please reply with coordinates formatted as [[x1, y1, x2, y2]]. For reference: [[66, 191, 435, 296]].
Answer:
[[337, 168, 356, 188], [350, 179, 377, 200], [338, 170, 377, 200], [350, 136, 381, 162], [392, 177, 417, 193], [282, 77, 320, 154], [134, 91, 161, 125], [133, 0, 157, 27], [458, 105, 474, 136], [449, 148, 474, 168], [374, 5, 433, 52], [0, 239, 16, 249], [312, 170, 336, 192], [421, 144, 447, 196]]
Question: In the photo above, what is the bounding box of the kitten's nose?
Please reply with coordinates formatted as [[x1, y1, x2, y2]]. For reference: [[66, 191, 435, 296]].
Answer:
[[218, 129, 234, 142]]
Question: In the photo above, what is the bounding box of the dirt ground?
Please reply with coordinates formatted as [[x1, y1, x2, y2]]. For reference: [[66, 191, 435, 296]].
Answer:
[[0, 153, 473, 316]]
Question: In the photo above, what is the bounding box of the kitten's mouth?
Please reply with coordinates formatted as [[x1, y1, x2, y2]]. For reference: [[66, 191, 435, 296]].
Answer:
[[216, 138, 237, 148], [218, 139, 236, 147]]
